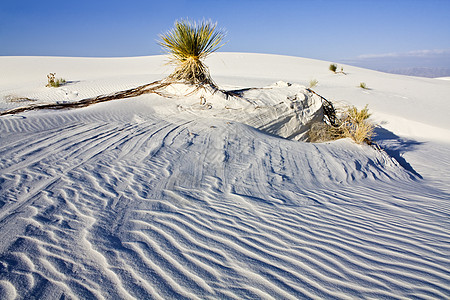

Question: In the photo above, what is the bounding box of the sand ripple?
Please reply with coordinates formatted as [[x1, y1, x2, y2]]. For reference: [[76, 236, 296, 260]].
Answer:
[[1, 108, 449, 299]]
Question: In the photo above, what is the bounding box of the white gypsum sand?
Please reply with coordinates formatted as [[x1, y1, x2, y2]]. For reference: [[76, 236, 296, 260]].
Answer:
[[0, 53, 449, 299]]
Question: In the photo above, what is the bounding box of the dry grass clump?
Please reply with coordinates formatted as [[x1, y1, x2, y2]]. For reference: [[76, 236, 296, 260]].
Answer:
[[159, 19, 226, 86], [46, 73, 66, 87], [340, 105, 374, 143], [309, 104, 374, 144], [308, 122, 342, 142], [309, 79, 319, 88]]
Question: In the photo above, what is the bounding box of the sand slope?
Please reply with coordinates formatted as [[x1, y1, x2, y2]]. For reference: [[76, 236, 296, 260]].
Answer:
[[0, 53, 449, 299]]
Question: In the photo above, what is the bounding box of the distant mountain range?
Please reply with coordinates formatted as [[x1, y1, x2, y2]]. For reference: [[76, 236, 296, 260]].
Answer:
[[341, 50, 450, 78], [381, 67, 450, 78]]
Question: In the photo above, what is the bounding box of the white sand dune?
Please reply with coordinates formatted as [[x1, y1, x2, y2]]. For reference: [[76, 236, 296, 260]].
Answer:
[[0, 53, 450, 299]]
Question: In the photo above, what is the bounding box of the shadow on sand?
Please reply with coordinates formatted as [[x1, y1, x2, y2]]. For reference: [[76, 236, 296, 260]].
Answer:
[[373, 126, 423, 179]]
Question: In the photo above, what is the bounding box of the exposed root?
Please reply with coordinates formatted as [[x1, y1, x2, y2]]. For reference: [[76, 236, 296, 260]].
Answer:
[[306, 88, 338, 126], [4, 95, 37, 103], [0, 78, 243, 116], [0, 80, 169, 116]]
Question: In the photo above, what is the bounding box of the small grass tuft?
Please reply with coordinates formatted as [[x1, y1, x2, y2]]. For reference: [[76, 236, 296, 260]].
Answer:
[[309, 79, 318, 88], [359, 82, 368, 89]]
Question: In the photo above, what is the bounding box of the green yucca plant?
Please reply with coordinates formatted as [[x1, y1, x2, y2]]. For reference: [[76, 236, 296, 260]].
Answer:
[[46, 73, 66, 88], [159, 19, 226, 85], [329, 63, 338, 73]]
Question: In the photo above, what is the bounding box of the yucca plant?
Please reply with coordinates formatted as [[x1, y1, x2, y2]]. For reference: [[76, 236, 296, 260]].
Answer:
[[46, 73, 66, 87], [159, 19, 226, 86], [329, 63, 338, 73]]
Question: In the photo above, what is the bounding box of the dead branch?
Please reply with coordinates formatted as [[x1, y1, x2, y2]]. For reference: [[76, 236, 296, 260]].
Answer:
[[0, 80, 170, 116]]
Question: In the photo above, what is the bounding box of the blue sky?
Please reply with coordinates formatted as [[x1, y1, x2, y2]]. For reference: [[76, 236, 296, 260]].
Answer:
[[1, 0, 450, 72]]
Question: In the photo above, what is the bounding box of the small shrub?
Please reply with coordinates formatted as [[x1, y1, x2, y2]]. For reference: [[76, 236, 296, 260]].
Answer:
[[46, 73, 66, 87], [340, 105, 373, 143], [329, 64, 346, 74], [309, 104, 374, 144], [345, 105, 371, 123], [309, 79, 318, 88], [359, 82, 368, 89], [340, 105, 374, 144], [329, 64, 337, 73]]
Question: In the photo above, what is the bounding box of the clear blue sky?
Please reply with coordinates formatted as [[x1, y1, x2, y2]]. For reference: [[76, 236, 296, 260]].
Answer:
[[1, 0, 449, 70]]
